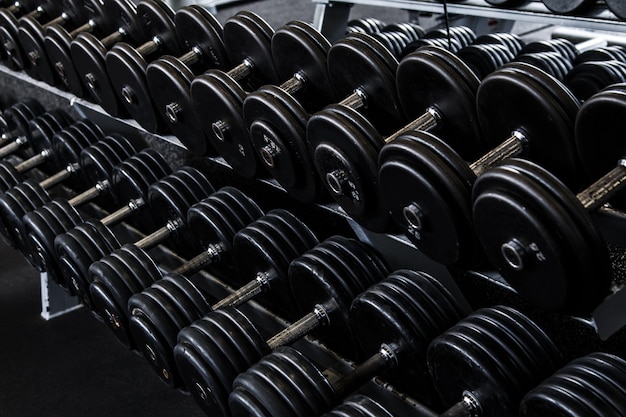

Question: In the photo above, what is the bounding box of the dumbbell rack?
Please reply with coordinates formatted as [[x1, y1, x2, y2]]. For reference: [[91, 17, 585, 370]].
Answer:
[[3, 4, 626, 416]]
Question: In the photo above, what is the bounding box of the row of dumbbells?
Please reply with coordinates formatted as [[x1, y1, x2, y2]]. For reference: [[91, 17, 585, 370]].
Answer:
[[0, 105, 623, 417], [449, 0, 626, 20]]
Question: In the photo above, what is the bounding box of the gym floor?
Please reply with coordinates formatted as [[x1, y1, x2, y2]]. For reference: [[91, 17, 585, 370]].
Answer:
[[0, 1, 550, 416]]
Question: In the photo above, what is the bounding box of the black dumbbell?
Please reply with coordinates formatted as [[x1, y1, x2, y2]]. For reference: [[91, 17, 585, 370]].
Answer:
[[541, 0, 596, 15], [127, 187, 264, 386], [200, 19, 330, 181], [173, 235, 386, 414], [70, 0, 143, 116], [471, 84, 626, 313], [0, 108, 70, 162], [308, 33, 522, 233], [379, 60, 585, 267], [427, 306, 562, 417], [0, 0, 56, 69], [243, 22, 426, 202], [44, 0, 123, 95], [17, 0, 99, 84], [0, 99, 44, 150], [52, 148, 172, 306], [307, 28, 478, 232], [520, 352, 626, 417], [97, 206, 318, 352], [84, 168, 224, 348], [0, 132, 142, 257], [23, 148, 171, 292], [226, 270, 465, 416], [0, 117, 102, 196], [145, 6, 231, 149], [150, 10, 272, 155], [105, 0, 181, 132], [10, 0, 87, 76]]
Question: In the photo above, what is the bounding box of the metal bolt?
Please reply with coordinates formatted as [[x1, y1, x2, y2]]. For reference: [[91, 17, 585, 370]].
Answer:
[[212, 120, 228, 142], [27, 50, 39, 66], [121, 86, 134, 104], [326, 170, 348, 196], [54, 61, 66, 79], [500, 239, 527, 271], [165, 102, 182, 123], [260, 143, 280, 168], [84, 73, 97, 90], [403, 203, 424, 231]]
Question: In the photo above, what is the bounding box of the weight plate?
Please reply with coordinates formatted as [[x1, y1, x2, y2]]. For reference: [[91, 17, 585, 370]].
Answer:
[[224, 11, 276, 87], [18, 17, 56, 83], [191, 70, 259, 175], [379, 131, 482, 266], [472, 159, 611, 313], [520, 352, 626, 417], [176, 5, 228, 71], [541, 0, 596, 14], [244, 85, 323, 203], [0, 11, 26, 69], [308, 104, 392, 232], [607, 0, 626, 20], [45, 25, 86, 95], [428, 305, 561, 417], [272, 21, 334, 110], [323, 395, 393, 417]]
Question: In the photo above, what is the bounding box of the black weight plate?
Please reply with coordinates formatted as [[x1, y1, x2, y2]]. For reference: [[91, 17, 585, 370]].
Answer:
[[45, 25, 86, 95], [3, 99, 44, 140], [576, 86, 626, 207], [0, 180, 50, 249], [0, 161, 22, 191], [308, 105, 392, 232], [136, 0, 178, 53], [161, 273, 212, 321], [472, 159, 611, 313], [224, 11, 277, 87], [0, 12, 26, 69], [378, 131, 481, 267], [397, 46, 484, 158], [129, 286, 186, 384], [71, 33, 126, 116], [520, 352, 626, 417], [271, 21, 334, 111], [428, 305, 561, 417], [485, 0, 530, 7], [477, 63, 582, 189], [106, 42, 165, 132], [104, 0, 141, 43], [322, 395, 394, 417], [541, 0, 596, 14], [230, 346, 335, 417], [151, 277, 203, 326], [328, 34, 402, 134], [18, 17, 57, 83], [566, 61, 626, 102], [191, 70, 260, 175], [146, 56, 204, 152], [607, 0, 626, 20], [176, 5, 228, 71], [244, 85, 323, 203]]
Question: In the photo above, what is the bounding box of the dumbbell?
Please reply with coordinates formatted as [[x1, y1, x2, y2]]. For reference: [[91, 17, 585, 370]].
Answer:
[[173, 235, 386, 414], [17, 0, 99, 84], [145, 6, 231, 150], [226, 270, 464, 416], [241, 22, 422, 203], [197, 19, 331, 181], [70, 0, 143, 116], [52, 148, 172, 306], [105, 0, 181, 132], [78, 167, 213, 337], [308, 33, 522, 233], [378, 60, 586, 267], [0, 0, 57, 69], [0, 98, 44, 149], [471, 84, 626, 313], [9, 0, 87, 76], [97, 206, 318, 352], [0, 117, 101, 196], [541, 0, 596, 15], [230, 296, 560, 417], [23, 148, 171, 292], [150, 10, 272, 155], [427, 306, 562, 417], [0, 107, 70, 162], [520, 352, 626, 416], [44, 0, 124, 95], [0, 132, 142, 258]]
